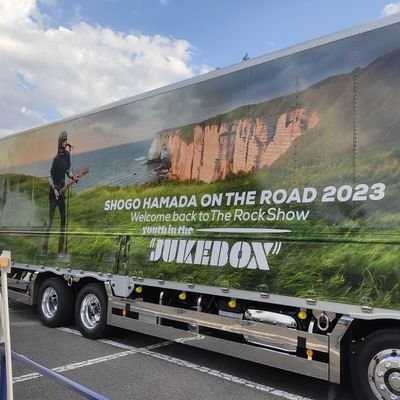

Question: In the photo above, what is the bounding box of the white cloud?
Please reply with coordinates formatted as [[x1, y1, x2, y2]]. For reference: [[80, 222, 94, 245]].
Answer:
[[20, 106, 46, 121], [0, 0, 212, 137], [381, 2, 400, 17]]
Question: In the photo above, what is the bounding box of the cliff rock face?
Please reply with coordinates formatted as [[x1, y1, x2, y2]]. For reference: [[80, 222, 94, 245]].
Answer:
[[148, 108, 318, 183]]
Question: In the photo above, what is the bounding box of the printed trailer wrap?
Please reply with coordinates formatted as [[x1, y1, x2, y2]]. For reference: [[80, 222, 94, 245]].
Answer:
[[1, 21, 400, 309]]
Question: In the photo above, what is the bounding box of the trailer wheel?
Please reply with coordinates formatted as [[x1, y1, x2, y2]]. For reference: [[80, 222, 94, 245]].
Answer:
[[37, 277, 73, 327], [75, 283, 108, 339], [352, 329, 400, 400]]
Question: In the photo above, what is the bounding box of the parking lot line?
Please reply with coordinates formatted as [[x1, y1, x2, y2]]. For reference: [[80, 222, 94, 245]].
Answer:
[[59, 328, 316, 400], [12, 327, 315, 400]]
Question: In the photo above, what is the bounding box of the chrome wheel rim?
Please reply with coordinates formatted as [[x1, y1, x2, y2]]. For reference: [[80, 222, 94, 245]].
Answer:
[[80, 294, 101, 330], [41, 287, 58, 319], [368, 348, 400, 400]]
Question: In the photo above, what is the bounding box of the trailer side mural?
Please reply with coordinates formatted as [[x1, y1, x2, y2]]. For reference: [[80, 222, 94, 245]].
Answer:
[[1, 21, 400, 312], [4, 17, 400, 400]]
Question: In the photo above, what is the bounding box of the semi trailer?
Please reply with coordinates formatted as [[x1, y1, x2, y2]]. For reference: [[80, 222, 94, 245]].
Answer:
[[2, 14, 400, 400]]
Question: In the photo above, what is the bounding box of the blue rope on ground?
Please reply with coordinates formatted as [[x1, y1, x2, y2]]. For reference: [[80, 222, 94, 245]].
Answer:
[[0, 344, 109, 400]]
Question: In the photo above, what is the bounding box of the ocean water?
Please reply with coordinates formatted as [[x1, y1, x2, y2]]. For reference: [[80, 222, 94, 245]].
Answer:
[[5, 139, 161, 192]]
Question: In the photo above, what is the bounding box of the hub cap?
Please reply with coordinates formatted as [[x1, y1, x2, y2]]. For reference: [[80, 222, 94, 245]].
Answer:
[[368, 349, 400, 400], [80, 294, 101, 330], [41, 287, 58, 319]]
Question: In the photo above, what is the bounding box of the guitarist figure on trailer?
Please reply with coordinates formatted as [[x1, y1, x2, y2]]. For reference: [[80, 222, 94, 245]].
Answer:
[[42, 130, 80, 257]]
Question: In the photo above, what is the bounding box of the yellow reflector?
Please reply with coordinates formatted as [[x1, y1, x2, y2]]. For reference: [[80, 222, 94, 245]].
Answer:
[[179, 292, 187, 301], [228, 299, 237, 309], [298, 310, 307, 320], [135, 286, 143, 294], [122, 309, 127, 316], [306, 349, 314, 359]]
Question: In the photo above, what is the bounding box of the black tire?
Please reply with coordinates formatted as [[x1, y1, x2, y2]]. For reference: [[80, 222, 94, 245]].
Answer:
[[37, 277, 74, 327], [75, 283, 108, 339], [352, 329, 400, 400]]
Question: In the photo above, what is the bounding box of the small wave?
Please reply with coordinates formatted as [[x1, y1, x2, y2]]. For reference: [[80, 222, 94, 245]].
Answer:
[[134, 156, 147, 161]]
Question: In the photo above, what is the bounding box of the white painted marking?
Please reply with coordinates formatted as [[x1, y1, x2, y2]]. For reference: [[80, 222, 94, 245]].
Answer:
[[57, 327, 81, 336], [14, 327, 315, 400], [13, 372, 41, 383], [138, 350, 314, 400], [13, 329, 173, 384], [100, 338, 173, 351], [13, 350, 137, 383], [56, 328, 315, 400]]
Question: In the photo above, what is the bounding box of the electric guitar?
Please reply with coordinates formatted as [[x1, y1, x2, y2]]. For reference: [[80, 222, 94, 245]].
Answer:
[[59, 168, 89, 194]]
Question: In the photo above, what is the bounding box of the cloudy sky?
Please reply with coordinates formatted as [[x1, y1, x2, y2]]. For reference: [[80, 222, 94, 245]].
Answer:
[[1, 0, 400, 138]]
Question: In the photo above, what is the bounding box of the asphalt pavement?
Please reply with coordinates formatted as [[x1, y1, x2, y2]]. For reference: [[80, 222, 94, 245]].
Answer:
[[6, 300, 355, 400]]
